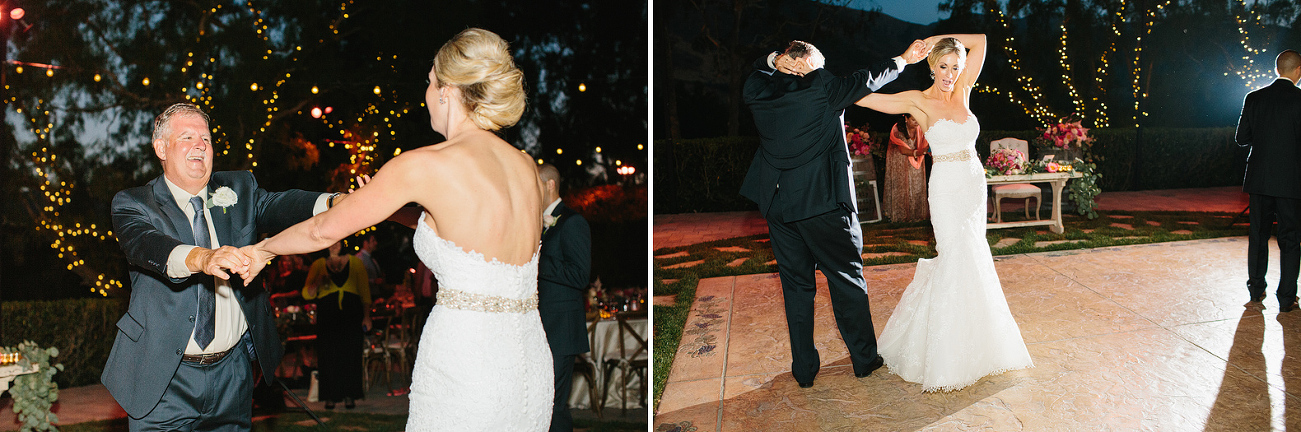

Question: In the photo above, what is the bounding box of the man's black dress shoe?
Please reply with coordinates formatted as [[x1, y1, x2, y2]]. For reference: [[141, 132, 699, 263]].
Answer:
[[797, 381, 814, 388], [855, 355, 886, 378], [1251, 293, 1267, 303], [1282, 297, 1300, 313]]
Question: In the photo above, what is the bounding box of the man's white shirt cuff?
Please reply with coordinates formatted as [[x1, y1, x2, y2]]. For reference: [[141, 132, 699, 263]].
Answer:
[[167, 245, 198, 278], [893, 56, 906, 71], [313, 193, 331, 215]]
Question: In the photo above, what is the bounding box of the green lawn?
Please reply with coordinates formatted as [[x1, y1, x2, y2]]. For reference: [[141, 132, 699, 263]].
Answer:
[[651, 210, 1251, 409]]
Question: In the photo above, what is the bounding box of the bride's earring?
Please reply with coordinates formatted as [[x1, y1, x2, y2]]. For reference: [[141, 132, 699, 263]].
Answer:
[[439, 89, 446, 104]]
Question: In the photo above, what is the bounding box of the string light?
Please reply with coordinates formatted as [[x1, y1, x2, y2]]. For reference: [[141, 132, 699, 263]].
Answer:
[[1231, 0, 1274, 89]]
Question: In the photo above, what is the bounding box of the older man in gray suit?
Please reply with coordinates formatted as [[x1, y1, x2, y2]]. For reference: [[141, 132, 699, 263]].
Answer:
[[105, 103, 338, 430]]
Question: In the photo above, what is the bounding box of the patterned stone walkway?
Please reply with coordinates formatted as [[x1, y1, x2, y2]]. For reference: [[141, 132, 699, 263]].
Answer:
[[655, 237, 1301, 431]]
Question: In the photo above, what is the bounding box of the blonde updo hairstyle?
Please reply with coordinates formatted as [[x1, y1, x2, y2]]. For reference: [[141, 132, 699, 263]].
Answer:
[[433, 28, 526, 131], [926, 37, 966, 77]]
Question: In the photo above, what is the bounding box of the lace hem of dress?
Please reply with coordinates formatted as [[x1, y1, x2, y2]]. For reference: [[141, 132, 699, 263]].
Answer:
[[436, 288, 539, 313], [890, 362, 1035, 393], [932, 148, 975, 163]]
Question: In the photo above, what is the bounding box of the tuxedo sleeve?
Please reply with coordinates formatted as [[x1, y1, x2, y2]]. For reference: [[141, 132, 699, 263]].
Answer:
[[825, 58, 902, 110], [540, 216, 592, 292], [1236, 92, 1254, 148], [111, 190, 188, 283]]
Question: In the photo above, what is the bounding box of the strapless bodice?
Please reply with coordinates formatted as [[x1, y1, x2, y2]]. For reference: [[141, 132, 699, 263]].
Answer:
[[412, 213, 540, 305], [924, 114, 980, 155]]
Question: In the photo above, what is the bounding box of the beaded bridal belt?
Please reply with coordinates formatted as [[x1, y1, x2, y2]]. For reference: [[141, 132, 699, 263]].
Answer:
[[933, 148, 975, 163], [437, 288, 539, 313]]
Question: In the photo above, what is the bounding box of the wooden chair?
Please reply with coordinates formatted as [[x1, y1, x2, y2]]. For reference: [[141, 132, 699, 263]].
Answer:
[[600, 311, 648, 414], [572, 318, 603, 418], [380, 299, 414, 392], [362, 324, 392, 393], [989, 138, 1041, 222]]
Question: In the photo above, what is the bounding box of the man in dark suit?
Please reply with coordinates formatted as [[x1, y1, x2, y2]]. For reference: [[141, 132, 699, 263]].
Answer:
[[537, 163, 592, 432], [1236, 49, 1301, 312], [105, 103, 337, 430], [740, 39, 927, 388]]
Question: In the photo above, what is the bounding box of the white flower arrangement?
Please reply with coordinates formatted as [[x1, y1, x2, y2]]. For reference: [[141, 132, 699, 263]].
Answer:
[[208, 186, 238, 213]]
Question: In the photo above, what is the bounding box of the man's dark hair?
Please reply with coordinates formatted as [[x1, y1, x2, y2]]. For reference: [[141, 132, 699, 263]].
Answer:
[[1278, 49, 1301, 76]]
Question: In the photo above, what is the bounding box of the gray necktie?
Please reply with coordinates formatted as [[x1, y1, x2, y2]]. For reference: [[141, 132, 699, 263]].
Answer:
[[190, 196, 216, 350]]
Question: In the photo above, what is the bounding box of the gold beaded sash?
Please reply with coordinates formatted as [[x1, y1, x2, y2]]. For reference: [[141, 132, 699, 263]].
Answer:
[[437, 288, 538, 313], [933, 148, 974, 163]]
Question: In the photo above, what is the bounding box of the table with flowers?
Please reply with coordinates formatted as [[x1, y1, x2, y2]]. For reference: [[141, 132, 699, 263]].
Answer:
[[986, 171, 1083, 234]]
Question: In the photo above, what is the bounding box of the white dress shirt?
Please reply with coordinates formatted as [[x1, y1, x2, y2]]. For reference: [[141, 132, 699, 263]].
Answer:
[[162, 178, 332, 355]]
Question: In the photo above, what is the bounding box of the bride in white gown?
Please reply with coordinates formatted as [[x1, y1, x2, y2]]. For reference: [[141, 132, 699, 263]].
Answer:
[[239, 28, 553, 430], [858, 34, 1034, 392]]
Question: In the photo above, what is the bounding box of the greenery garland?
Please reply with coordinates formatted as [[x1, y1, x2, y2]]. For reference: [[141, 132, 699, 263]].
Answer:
[[1067, 158, 1102, 219], [4, 342, 62, 432]]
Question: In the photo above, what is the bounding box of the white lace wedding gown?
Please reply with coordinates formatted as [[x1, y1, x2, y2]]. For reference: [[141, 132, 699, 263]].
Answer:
[[406, 213, 553, 430], [877, 114, 1034, 392]]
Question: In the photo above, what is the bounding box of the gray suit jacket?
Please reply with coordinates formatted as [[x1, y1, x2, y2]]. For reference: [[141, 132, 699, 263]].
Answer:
[[103, 171, 319, 418]]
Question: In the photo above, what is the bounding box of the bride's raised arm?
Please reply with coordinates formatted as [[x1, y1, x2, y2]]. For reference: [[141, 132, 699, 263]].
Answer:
[[931, 34, 986, 100], [238, 152, 432, 281], [857, 90, 926, 126]]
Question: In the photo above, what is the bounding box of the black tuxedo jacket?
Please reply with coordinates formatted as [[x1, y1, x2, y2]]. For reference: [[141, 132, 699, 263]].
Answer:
[[1236, 78, 1301, 199], [538, 201, 592, 356], [740, 54, 901, 222], [103, 171, 320, 418]]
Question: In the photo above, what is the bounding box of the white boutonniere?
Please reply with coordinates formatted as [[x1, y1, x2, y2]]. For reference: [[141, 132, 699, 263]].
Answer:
[[208, 186, 238, 213], [543, 214, 560, 233]]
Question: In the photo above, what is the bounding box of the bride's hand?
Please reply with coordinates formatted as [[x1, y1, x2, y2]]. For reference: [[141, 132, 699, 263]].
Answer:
[[325, 174, 372, 209], [354, 174, 373, 190], [236, 241, 277, 285], [902, 39, 929, 64]]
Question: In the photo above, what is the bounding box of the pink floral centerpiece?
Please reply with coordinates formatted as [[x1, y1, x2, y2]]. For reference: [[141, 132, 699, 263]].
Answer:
[[846, 124, 874, 156], [985, 148, 1028, 175], [1041, 113, 1093, 150]]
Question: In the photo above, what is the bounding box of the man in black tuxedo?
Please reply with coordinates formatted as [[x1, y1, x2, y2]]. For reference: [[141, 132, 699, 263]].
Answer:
[[1236, 49, 1301, 312], [537, 163, 592, 431], [740, 39, 927, 387], [105, 103, 338, 430]]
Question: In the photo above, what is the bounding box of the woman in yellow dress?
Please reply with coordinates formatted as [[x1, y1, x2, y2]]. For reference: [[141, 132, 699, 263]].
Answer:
[[303, 241, 371, 409]]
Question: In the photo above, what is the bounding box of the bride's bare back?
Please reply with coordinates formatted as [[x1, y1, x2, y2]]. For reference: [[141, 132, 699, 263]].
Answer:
[[410, 130, 543, 266], [257, 129, 542, 267]]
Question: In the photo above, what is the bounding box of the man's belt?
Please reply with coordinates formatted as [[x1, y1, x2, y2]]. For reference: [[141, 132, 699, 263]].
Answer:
[[181, 346, 235, 365]]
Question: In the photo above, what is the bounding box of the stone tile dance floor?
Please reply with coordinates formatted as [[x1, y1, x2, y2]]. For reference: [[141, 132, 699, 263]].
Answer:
[[654, 237, 1301, 431]]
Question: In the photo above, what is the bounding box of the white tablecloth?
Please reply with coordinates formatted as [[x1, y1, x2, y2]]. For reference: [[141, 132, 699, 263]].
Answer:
[[569, 318, 648, 410]]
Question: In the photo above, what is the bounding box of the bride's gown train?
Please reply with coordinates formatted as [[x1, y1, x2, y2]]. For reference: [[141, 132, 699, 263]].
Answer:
[[406, 213, 553, 431], [877, 114, 1034, 392]]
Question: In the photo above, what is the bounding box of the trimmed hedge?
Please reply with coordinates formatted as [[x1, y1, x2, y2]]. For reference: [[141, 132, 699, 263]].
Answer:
[[654, 127, 1243, 213], [2, 298, 124, 388]]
